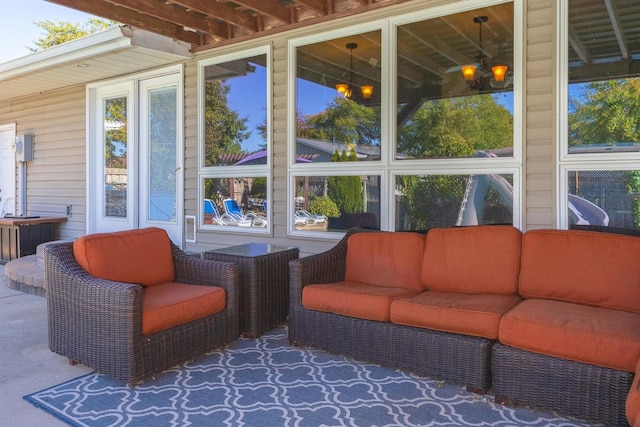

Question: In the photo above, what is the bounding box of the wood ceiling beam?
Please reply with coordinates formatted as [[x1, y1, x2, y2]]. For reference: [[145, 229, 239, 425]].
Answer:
[[568, 23, 590, 64], [103, 0, 229, 39], [291, 0, 328, 16], [168, 0, 259, 32], [230, 0, 292, 24], [604, 0, 629, 59], [46, 0, 202, 45]]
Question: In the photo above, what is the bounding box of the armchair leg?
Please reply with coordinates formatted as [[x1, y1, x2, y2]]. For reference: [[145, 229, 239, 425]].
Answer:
[[68, 359, 78, 366]]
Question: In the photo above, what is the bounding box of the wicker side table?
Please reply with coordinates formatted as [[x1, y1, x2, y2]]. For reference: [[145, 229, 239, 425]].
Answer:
[[203, 243, 299, 337]]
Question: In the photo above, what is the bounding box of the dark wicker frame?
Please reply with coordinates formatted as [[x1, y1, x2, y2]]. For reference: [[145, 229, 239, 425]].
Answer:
[[288, 229, 494, 391], [44, 241, 240, 385], [492, 343, 632, 426]]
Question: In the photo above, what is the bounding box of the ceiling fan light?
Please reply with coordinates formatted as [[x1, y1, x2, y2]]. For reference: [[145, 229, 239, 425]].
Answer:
[[361, 85, 374, 99], [492, 65, 508, 82], [461, 64, 477, 81]]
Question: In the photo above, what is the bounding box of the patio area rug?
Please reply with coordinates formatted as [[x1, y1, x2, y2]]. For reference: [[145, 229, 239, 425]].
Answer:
[[25, 326, 601, 427]]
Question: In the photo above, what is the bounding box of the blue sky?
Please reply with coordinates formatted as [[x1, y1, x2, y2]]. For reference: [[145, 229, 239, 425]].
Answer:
[[0, 0, 96, 63]]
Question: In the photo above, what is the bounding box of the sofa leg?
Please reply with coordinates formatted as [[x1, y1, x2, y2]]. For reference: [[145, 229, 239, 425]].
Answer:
[[467, 386, 488, 395], [494, 395, 517, 407]]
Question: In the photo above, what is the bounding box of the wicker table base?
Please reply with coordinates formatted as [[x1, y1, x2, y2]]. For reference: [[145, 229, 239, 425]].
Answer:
[[204, 243, 299, 337]]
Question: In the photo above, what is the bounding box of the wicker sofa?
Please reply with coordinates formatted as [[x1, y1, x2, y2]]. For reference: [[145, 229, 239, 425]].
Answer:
[[289, 226, 640, 426], [45, 227, 240, 385]]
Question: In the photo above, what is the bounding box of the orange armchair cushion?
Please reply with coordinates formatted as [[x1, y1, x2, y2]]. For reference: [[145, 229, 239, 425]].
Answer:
[[499, 299, 640, 372], [519, 230, 640, 314], [73, 227, 174, 287], [345, 232, 425, 291], [142, 282, 226, 334], [302, 281, 419, 321], [421, 226, 522, 295]]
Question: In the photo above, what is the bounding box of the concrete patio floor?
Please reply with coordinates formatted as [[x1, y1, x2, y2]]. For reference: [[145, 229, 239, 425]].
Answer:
[[0, 264, 92, 427]]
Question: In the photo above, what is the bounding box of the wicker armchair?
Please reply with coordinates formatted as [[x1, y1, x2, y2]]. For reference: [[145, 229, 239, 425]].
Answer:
[[45, 235, 240, 385]]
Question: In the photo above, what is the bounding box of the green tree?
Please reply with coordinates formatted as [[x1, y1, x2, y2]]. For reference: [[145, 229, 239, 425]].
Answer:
[[398, 95, 512, 158], [30, 18, 116, 52], [327, 149, 363, 214], [298, 97, 380, 146], [568, 79, 640, 146]]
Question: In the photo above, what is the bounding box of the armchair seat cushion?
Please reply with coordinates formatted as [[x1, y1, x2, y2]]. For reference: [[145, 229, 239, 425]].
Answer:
[[143, 282, 226, 334], [73, 227, 174, 287], [391, 291, 520, 339], [499, 299, 640, 372], [302, 281, 420, 321]]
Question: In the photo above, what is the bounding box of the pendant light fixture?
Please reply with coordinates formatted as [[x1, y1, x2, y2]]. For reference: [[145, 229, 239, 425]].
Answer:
[[336, 43, 374, 100], [461, 16, 510, 90]]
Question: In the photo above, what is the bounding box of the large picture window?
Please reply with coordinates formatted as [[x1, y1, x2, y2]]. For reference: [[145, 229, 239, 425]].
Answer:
[[560, 0, 640, 229], [290, 2, 520, 235], [199, 47, 271, 232]]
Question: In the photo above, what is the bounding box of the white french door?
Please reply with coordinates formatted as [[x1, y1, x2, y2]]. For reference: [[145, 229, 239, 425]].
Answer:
[[0, 124, 16, 217], [88, 69, 183, 244]]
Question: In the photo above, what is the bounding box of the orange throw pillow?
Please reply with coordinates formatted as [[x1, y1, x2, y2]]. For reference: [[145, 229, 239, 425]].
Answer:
[[73, 227, 174, 287]]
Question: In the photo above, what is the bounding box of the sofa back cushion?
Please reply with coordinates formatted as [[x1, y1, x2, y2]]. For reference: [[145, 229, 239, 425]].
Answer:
[[345, 232, 425, 291], [73, 227, 174, 287], [519, 229, 640, 314], [421, 225, 522, 295]]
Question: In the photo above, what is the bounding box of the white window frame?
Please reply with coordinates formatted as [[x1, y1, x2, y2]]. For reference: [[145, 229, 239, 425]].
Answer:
[[288, 0, 523, 238], [197, 45, 272, 235], [557, 0, 640, 229]]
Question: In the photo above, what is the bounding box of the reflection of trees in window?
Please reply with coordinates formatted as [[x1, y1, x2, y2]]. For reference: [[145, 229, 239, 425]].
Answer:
[[297, 97, 381, 147], [104, 96, 127, 169], [203, 80, 250, 166], [149, 87, 177, 193], [569, 79, 640, 147], [398, 95, 512, 159], [328, 150, 363, 213]]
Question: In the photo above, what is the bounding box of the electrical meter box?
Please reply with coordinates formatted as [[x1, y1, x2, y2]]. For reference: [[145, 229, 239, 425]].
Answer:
[[15, 134, 33, 162]]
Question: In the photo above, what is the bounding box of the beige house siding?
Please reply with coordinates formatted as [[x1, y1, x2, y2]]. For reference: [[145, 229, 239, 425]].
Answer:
[[0, 86, 86, 241], [524, 0, 556, 230]]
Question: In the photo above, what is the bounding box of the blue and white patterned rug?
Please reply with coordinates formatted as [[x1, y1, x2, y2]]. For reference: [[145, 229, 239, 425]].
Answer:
[[25, 326, 601, 427]]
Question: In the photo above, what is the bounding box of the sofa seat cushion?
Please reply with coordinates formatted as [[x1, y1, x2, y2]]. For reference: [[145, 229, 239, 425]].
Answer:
[[302, 281, 420, 321], [421, 226, 522, 295], [73, 227, 174, 287], [142, 282, 226, 335], [346, 232, 425, 291], [390, 291, 521, 339], [499, 299, 640, 372], [519, 230, 640, 314], [626, 358, 640, 427]]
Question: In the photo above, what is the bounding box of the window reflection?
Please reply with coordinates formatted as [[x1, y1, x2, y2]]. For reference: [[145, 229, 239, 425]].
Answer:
[[202, 177, 267, 228], [203, 54, 268, 167], [294, 175, 380, 231], [103, 95, 127, 218], [395, 174, 514, 230], [295, 31, 382, 163]]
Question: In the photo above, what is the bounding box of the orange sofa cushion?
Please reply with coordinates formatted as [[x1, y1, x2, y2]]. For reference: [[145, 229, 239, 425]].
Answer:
[[519, 230, 640, 314], [73, 227, 174, 287], [627, 358, 640, 427], [302, 281, 420, 321], [421, 226, 522, 295], [391, 291, 520, 339], [345, 232, 425, 292], [499, 299, 640, 372], [142, 282, 226, 334]]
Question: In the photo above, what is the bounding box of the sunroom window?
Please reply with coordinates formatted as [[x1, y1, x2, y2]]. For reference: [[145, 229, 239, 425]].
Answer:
[[561, 0, 640, 229], [199, 47, 270, 232], [290, 2, 519, 235]]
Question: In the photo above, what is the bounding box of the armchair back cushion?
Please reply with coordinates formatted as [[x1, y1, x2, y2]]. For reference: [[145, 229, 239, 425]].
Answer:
[[73, 227, 174, 287], [421, 226, 522, 295], [345, 232, 425, 291], [519, 230, 640, 314]]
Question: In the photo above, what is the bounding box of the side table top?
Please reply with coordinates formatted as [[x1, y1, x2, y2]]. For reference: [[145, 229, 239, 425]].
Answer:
[[206, 242, 298, 258]]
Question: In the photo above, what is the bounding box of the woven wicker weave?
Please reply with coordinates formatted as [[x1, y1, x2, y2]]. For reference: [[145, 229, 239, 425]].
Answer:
[[492, 343, 631, 426], [45, 241, 240, 385], [288, 229, 493, 392]]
